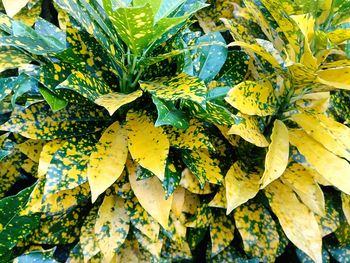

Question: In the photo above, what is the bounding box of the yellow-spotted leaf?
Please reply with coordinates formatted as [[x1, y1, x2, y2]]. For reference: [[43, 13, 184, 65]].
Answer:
[[16, 139, 45, 163], [225, 162, 260, 214], [88, 121, 128, 202], [2, 0, 29, 17], [126, 110, 169, 181], [316, 67, 350, 90], [94, 90, 143, 116], [186, 205, 212, 228], [182, 150, 223, 187], [341, 193, 350, 225], [165, 119, 214, 151], [225, 81, 276, 116], [80, 206, 100, 263], [265, 180, 323, 263], [327, 29, 350, 44], [228, 114, 269, 147], [95, 193, 129, 262], [171, 187, 186, 219], [182, 190, 200, 214], [260, 120, 289, 188], [124, 196, 160, 242], [128, 159, 172, 229], [234, 202, 280, 262], [210, 210, 235, 256], [38, 140, 65, 179], [291, 113, 350, 161], [140, 73, 207, 108], [179, 168, 214, 195], [133, 229, 163, 260], [281, 163, 325, 216], [209, 186, 226, 209], [228, 41, 282, 68], [289, 129, 350, 195]]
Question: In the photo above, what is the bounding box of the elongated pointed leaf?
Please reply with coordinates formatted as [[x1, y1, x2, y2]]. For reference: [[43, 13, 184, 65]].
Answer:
[[126, 110, 169, 181], [88, 121, 128, 202], [179, 168, 214, 195], [2, 0, 29, 17], [128, 159, 173, 229], [225, 81, 276, 116], [225, 162, 260, 214], [289, 129, 350, 195], [80, 206, 100, 262], [234, 202, 280, 262], [260, 120, 289, 188], [210, 211, 235, 256], [265, 180, 322, 263], [95, 193, 129, 262]]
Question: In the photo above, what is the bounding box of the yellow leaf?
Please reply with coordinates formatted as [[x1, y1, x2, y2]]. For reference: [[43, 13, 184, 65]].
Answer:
[[281, 163, 325, 216], [16, 139, 45, 163], [225, 81, 276, 116], [291, 113, 350, 161], [113, 238, 140, 263], [38, 140, 66, 179], [260, 120, 289, 188], [341, 193, 350, 225], [208, 186, 226, 209], [95, 193, 129, 262], [2, 0, 29, 17], [289, 129, 350, 195], [228, 114, 269, 147], [265, 180, 322, 263], [128, 159, 173, 229], [88, 121, 128, 202], [94, 90, 143, 116], [182, 190, 200, 214], [126, 110, 169, 181], [228, 41, 282, 68], [327, 28, 350, 44], [225, 162, 260, 214], [296, 92, 330, 113], [171, 187, 185, 219], [179, 168, 214, 195], [317, 67, 350, 90]]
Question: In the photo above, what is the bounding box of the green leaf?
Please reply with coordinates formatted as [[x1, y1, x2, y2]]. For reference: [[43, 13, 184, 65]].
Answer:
[[140, 72, 207, 108], [0, 47, 31, 72], [152, 96, 189, 129], [13, 249, 58, 263], [193, 32, 227, 83], [234, 202, 280, 262], [39, 86, 68, 112], [0, 102, 106, 140], [155, 0, 186, 21], [0, 186, 40, 258], [162, 155, 183, 199]]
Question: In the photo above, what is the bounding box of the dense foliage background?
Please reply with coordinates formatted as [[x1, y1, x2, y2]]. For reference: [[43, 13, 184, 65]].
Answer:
[[1, 0, 350, 262]]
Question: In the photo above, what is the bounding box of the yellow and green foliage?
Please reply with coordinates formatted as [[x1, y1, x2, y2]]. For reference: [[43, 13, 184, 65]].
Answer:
[[1, 0, 350, 262]]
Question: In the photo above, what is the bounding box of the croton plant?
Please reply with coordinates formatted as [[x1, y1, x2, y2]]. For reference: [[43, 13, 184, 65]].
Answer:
[[1, 0, 350, 262]]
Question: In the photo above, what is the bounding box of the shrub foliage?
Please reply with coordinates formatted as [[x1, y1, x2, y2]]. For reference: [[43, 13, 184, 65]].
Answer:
[[0, 0, 350, 262]]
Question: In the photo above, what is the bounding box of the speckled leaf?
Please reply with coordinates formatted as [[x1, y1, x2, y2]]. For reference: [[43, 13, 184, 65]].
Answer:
[[296, 248, 331, 263], [225, 162, 260, 214], [165, 119, 214, 150], [80, 206, 100, 262], [0, 153, 22, 197], [225, 81, 276, 116], [316, 193, 340, 237], [234, 202, 280, 262], [186, 205, 212, 228], [162, 156, 183, 199], [183, 100, 242, 126], [0, 102, 106, 140], [16, 139, 44, 163], [217, 50, 249, 86], [140, 73, 207, 108], [152, 96, 189, 129], [0, 47, 31, 72], [128, 158, 172, 229], [289, 129, 350, 195], [37, 140, 65, 179], [44, 134, 98, 196], [95, 193, 130, 262], [210, 210, 235, 256], [265, 180, 323, 263], [133, 228, 163, 260], [326, 244, 350, 263], [260, 120, 289, 188], [13, 249, 58, 263], [88, 121, 128, 202], [291, 113, 350, 161], [0, 186, 40, 258], [193, 32, 227, 82], [342, 193, 350, 225], [126, 110, 169, 181], [209, 186, 226, 209], [228, 114, 269, 147], [124, 196, 160, 242], [94, 90, 143, 116], [182, 149, 223, 187], [281, 163, 325, 216], [179, 168, 214, 195]]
